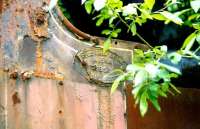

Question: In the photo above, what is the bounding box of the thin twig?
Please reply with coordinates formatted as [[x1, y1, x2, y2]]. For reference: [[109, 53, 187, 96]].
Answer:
[[194, 46, 200, 54], [116, 13, 153, 48]]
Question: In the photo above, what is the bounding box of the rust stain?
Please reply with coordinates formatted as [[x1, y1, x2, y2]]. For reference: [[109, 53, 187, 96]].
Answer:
[[34, 70, 64, 81], [0, 0, 2, 14], [35, 42, 43, 73], [12, 92, 21, 106], [97, 88, 113, 129], [33, 41, 64, 80]]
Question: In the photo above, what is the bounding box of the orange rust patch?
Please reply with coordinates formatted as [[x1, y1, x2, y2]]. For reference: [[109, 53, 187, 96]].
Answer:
[[34, 42, 64, 81], [34, 70, 64, 81], [35, 42, 43, 72], [29, 7, 48, 41], [12, 92, 21, 106]]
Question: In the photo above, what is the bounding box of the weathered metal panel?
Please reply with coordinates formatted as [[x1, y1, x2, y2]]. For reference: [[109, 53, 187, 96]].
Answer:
[[0, 1, 127, 129], [126, 86, 200, 129], [3, 78, 126, 129]]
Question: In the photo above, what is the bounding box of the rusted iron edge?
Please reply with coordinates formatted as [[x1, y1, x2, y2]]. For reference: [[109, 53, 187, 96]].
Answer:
[[55, 5, 95, 42], [54, 5, 149, 51]]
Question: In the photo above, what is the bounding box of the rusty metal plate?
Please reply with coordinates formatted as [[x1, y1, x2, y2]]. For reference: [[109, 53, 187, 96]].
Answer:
[[74, 47, 127, 85]]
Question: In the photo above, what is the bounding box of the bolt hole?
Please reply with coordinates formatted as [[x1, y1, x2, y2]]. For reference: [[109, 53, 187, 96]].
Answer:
[[114, 41, 118, 45]]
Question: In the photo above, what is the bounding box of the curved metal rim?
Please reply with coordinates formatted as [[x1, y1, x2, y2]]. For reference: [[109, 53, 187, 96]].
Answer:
[[55, 5, 149, 51], [55, 5, 98, 43]]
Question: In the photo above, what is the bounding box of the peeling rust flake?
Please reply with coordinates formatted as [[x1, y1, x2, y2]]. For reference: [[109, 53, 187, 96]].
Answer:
[[29, 7, 48, 40]]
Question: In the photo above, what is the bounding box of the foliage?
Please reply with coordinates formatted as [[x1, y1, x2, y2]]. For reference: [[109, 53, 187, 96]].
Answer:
[[107, 46, 181, 116], [80, 0, 200, 116]]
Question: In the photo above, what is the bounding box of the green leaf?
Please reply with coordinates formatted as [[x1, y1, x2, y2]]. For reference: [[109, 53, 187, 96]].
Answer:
[[149, 95, 161, 112], [130, 22, 137, 36], [122, 4, 137, 16], [160, 11, 183, 25], [193, 24, 200, 30], [158, 62, 181, 75], [144, 0, 155, 10], [167, 52, 182, 64], [140, 9, 153, 19], [96, 17, 104, 26], [181, 32, 197, 51], [158, 89, 167, 98], [103, 69, 124, 83], [149, 84, 158, 92], [169, 83, 181, 94], [196, 32, 200, 44], [134, 70, 148, 86], [109, 16, 117, 25], [161, 83, 169, 92], [140, 91, 148, 116], [135, 17, 146, 26], [190, 0, 200, 13], [174, 9, 191, 16], [103, 38, 111, 53], [126, 64, 142, 72], [145, 64, 159, 78], [111, 32, 118, 38], [132, 85, 143, 99], [111, 29, 121, 38], [160, 45, 168, 53], [111, 73, 126, 94], [151, 13, 167, 21], [81, 0, 86, 4], [85, 1, 93, 14], [101, 29, 111, 35], [115, 28, 121, 33]]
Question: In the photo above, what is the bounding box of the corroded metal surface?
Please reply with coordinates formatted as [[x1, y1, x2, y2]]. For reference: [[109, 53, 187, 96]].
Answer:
[[0, 1, 127, 129], [126, 85, 200, 129], [1, 1, 200, 129]]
